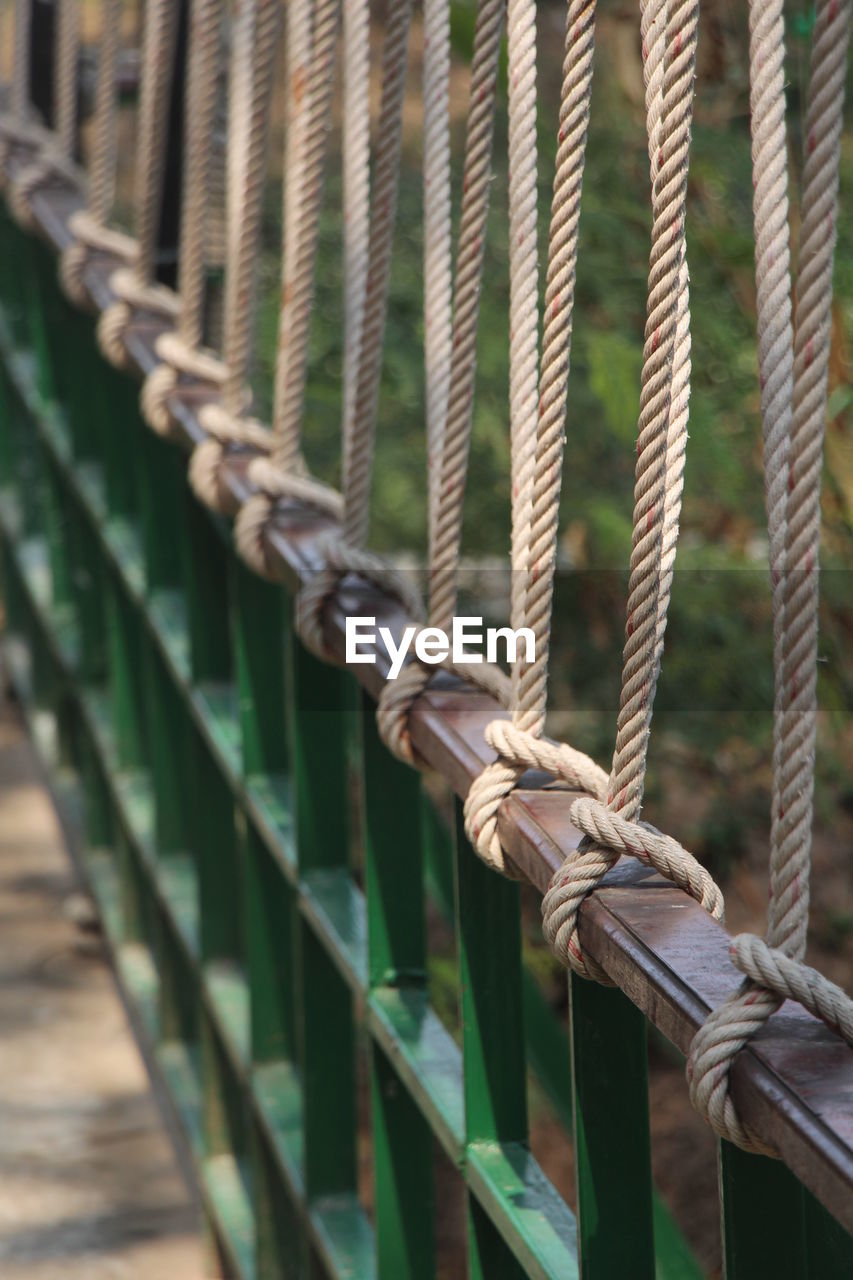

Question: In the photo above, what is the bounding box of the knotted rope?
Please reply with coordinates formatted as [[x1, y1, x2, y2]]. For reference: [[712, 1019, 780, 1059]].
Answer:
[[8, 0, 82, 228], [430, 0, 604, 880], [187, 0, 280, 510], [0, 0, 39, 181], [140, 0, 227, 438], [59, 0, 135, 306], [375, 0, 507, 763], [96, 0, 182, 368], [687, 0, 853, 1155], [540, 0, 720, 976], [237, 0, 420, 653], [230, 0, 344, 543]]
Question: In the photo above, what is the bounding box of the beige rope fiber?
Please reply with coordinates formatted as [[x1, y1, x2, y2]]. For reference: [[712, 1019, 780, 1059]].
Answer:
[[188, 0, 280, 510], [10, 0, 32, 120], [375, 0, 509, 763], [540, 0, 719, 977], [243, 0, 423, 648], [96, 0, 182, 369], [140, 0, 227, 438], [687, 0, 853, 1155], [234, 0, 371, 574], [231, 0, 345, 553], [423, 0, 453, 559], [0, 0, 38, 180], [461, 0, 595, 867], [60, 0, 137, 307], [8, 0, 82, 228]]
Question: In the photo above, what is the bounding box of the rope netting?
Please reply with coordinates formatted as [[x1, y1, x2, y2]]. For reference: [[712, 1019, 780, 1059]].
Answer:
[[2, 0, 852, 1166]]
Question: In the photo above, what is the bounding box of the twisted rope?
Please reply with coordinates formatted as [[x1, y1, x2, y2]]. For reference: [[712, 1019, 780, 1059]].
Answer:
[[274, 0, 416, 654], [60, 0, 128, 306], [423, 0, 453, 557], [140, 0, 226, 437], [0, 0, 36, 181], [375, 0, 505, 763], [8, 0, 81, 228], [96, 0, 182, 367], [233, 0, 344, 562], [462, 0, 601, 873], [188, 0, 280, 509], [541, 0, 708, 973], [687, 0, 853, 1154]]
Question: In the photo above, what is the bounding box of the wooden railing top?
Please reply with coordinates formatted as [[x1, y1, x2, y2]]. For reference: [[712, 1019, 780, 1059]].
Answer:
[[23, 173, 853, 1236]]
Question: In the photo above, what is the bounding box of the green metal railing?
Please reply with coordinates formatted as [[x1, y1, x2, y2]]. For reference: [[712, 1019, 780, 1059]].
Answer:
[[1, 114, 853, 1280]]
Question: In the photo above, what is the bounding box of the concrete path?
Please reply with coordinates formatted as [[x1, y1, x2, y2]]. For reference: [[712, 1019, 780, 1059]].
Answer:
[[0, 700, 206, 1279]]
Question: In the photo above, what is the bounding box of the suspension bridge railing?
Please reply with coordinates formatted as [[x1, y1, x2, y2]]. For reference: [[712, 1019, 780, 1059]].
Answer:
[[0, 2, 852, 1279]]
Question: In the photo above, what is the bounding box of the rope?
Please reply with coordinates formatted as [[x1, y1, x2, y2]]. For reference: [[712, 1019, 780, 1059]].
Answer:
[[96, 0, 182, 368], [0, 0, 36, 181], [541, 0, 705, 975], [140, 0, 226, 437], [375, 0, 506, 762], [423, 0, 453, 558], [60, 0, 130, 306], [241, 0, 417, 646], [687, 0, 853, 1155], [8, 0, 81, 228], [460, 0, 601, 873], [232, 0, 344, 559], [187, 0, 280, 509]]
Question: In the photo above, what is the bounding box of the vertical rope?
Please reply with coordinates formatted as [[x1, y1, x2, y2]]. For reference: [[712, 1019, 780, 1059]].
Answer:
[[514, 0, 599, 735], [540, 0, 708, 965], [220, 0, 279, 412], [88, 0, 121, 226], [342, 0, 414, 548], [139, 0, 227, 437], [59, 0, 137, 307], [423, 0, 453, 555], [55, 0, 79, 161], [270, 0, 341, 473], [95, 0, 184, 363], [186, 0, 280, 508], [687, 0, 853, 1153], [134, 0, 182, 285], [272, 0, 314, 469], [177, 0, 224, 353], [11, 0, 32, 119], [505, 0, 539, 712], [6, 0, 82, 223], [232, 0, 371, 571], [426, 0, 506, 636], [341, 0, 371, 466]]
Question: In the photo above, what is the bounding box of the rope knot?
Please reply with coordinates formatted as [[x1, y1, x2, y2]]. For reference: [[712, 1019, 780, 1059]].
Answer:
[[96, 267, 181, 369], [541, 798, 724, 981], [59, 214, 137, 309], [294, 538, 425, 662], [141, 333, 227, 438], [462, 722, 608, 880], [189, 403, 271, 513]]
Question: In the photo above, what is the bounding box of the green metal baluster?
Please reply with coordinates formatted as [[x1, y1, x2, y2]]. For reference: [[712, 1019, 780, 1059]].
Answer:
[[362, 690, 434, 1278], [453, 799, 530, 1275], [105, 578, 147, 768], [233, 562, 288, 778], [569, 975, 655, 1278], [803, 1187, 853, 1277], [288, 633, 358, 1203], [719, 1142, 806, 1279], [186, 494, 233, 683]]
